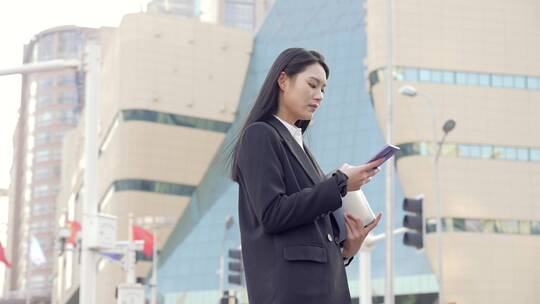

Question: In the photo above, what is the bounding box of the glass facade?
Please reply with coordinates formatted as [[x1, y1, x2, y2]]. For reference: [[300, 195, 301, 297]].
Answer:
[[122, 109, 232, 133], [397, 141, 540, 162], [371, 66, 540, 91], [426, 217, 540, 235], [156, 0, 435, 303]]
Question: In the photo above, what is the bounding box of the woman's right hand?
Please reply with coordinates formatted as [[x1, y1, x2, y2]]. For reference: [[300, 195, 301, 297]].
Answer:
[[338, 158, 385, 192]]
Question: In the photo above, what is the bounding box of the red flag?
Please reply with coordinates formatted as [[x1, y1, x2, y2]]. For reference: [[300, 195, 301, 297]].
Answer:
[[66, 221, 82, 245], [132, 225, 154, 257], [0, 241, 11, 268]]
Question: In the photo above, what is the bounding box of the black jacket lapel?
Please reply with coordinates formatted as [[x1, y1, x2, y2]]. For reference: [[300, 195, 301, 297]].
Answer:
[[266, 117, 322, 185]]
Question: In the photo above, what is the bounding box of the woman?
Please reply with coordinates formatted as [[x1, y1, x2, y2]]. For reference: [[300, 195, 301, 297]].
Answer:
[[230, 48, 384, 304]]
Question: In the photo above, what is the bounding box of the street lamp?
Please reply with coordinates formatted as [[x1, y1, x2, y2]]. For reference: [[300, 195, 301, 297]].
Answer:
[[398, 85, 456, 304]]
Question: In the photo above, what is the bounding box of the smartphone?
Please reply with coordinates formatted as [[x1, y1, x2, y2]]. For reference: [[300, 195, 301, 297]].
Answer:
[[367, 144, 400, 164]]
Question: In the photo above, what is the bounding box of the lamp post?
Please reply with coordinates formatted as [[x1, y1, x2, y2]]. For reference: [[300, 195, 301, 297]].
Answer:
[[398, 85, 456, 304]]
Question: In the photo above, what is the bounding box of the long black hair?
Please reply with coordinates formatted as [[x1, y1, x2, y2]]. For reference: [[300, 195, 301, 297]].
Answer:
[[229, 48, 329, 182]]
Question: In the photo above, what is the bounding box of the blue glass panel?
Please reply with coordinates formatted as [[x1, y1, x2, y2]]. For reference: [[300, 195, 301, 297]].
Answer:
[[431, 70, 442, 83], [530, 148, 540, 161], [458, 144, 470, 157], [492, 75, 504, 87], [456, 72, 467, 85], [419, 69, 431, 82], [506, 147, 517, 160], [481, 145, 493, 159], [466, 73, 479, 85], [442, 71, 454, 84], [532, 222, 540, 235], [526, 77, 540, 90], [503, 75, 514, 88], [405, 68, 419, 82], [478, 74, 490, 86], [515, 76, 526, 89], [517, 148, 528, 160], [469, 145, 481, 157]]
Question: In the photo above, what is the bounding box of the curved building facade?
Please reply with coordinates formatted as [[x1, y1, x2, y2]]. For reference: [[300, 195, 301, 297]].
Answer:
[[157, 0, 437, 303], [366, 0, 540, 302]]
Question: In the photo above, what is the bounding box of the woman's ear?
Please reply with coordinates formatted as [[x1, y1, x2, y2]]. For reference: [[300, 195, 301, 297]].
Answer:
[[277, 71, 288, 91]]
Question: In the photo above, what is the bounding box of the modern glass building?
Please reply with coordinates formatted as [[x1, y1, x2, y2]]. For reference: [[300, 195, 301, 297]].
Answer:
[[157, 0, 437, 302]]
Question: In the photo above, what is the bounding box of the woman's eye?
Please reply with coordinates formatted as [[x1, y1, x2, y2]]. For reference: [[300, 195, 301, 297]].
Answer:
[[309, 83, 316, 88]]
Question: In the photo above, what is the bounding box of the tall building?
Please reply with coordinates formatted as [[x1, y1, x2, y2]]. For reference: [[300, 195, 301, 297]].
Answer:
[[4, 26, 97, 303], [147, 0, 276, 31], [366, 0, 540, 302], [147, 0, 197, 18], [52, 13, 252, 304]]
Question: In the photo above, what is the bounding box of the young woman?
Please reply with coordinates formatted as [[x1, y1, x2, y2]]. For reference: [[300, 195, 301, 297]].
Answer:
[[231, 48, 383, 304]]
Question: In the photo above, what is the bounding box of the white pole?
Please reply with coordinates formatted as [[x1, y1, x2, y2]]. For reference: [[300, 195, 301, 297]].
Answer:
[[384, 0, 395, 303], [127, 214, 136, 284], [359, 247, 372, 304], [151, 228, 158, 304], [80, 43, 101, 304], [420, 93, 444, 304]]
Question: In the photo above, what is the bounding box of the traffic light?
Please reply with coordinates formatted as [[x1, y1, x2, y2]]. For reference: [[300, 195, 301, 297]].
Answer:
[[402, 196, 424, 249], [227, 248, 243, 286]]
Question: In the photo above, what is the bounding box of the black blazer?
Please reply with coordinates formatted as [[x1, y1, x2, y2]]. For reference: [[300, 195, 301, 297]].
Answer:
[[236, 116, 352, 304]]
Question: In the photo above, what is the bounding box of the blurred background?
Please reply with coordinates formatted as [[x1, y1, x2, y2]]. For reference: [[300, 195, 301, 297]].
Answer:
[[0, 0, 538, 303]]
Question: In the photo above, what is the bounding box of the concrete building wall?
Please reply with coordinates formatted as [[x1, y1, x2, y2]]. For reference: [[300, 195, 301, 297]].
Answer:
[[366, 0, 540, 302], [52, 13, 252, 304]]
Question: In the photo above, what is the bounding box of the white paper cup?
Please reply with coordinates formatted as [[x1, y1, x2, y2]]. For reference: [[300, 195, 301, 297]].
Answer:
[[341, 189, 376, 227]]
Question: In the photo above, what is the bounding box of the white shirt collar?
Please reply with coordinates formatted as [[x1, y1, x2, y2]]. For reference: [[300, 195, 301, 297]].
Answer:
[[273, 115, 304, 150]]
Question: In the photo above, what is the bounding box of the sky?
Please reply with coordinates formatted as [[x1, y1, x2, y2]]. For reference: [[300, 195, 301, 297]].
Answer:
[[0, 0, 148, 294]]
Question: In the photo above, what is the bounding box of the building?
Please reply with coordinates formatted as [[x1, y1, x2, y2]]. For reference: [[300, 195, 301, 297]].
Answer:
[[52, 13, 252, 304], [147, 0, 197, 18], [4, 26, 97, 303], [366, 0, 540, 302], [156, 0, 438, 303], [147, 0, 276, 31]]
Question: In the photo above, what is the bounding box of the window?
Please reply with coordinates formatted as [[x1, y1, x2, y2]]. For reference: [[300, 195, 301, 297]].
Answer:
[[464, 219, 482, 232], [469, 145, 481, 158], [506, 147, 517, 160], [481, 146, 493, 159], [419, 69, 431, 82], [478, 74, 490, 86], [456, 72, 467, 85], [393, 67, 405, 81], [57, 74, 77, 86], [37, 78, 54, 90], [458, 144, 470, 157], [517, 148, 528, 161], [442, 71, 454, 84], [466, 73, 479, 86], [404, 68, 419, 82], [503, 75, 514, 88], [492, 75, 504, 87], [452, 218, 466, 231], [122, 109, 231, 133], [515, 76, 526, 89], [431, 70, 442, 83], [114, 179, 196, 197], [58, 90, 78, 104], [527, 77, 540, 90], [531, 149, 540, 161]]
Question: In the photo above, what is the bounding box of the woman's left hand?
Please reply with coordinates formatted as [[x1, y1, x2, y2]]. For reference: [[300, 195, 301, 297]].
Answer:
[[342, 212, 382, 259]]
